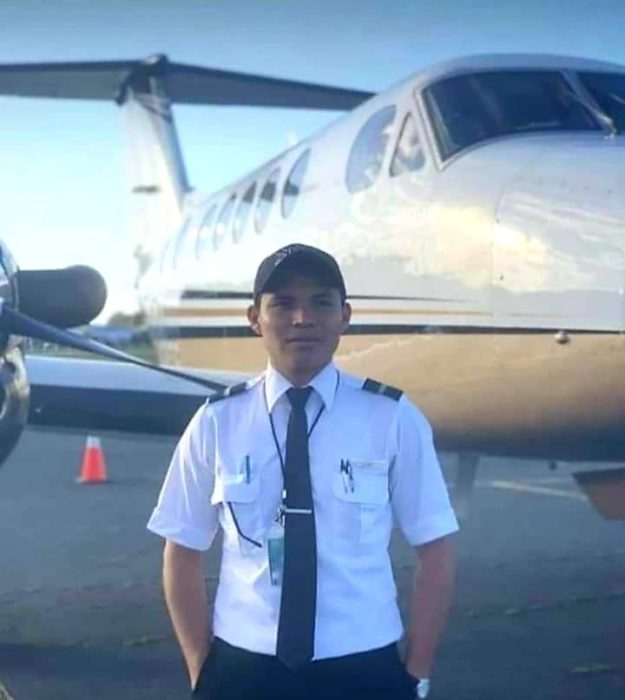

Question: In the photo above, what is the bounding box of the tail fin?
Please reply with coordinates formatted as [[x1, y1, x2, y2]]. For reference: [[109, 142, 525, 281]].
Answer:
[[0, 55, 372, 276], [118, 67, 190, 277]]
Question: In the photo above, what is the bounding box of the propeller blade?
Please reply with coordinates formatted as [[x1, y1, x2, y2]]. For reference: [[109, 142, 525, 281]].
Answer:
[[0, 303, 227, 392]]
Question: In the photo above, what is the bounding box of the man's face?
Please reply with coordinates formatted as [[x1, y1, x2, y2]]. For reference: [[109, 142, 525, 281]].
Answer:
[[247, 274, 351, 383]]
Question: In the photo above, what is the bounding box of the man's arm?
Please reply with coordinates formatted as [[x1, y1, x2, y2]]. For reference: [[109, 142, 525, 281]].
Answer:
[[404, 534, 456, 679], [163, 539, 212, 687]]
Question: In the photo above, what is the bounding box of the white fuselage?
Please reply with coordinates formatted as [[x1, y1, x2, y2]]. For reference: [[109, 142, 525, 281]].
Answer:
[[138, 54, 625, 460]]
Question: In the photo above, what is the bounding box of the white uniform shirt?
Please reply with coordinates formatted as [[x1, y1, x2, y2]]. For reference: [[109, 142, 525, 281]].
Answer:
[[147, 362, 458, 659]]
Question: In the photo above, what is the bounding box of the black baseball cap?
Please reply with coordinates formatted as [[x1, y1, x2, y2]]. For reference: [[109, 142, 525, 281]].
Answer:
[[253, 244, 346, 300]]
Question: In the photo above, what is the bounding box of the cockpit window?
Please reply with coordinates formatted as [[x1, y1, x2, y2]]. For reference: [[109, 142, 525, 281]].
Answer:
[[423, 71, 601, 160], [578, 72, 625, 133]]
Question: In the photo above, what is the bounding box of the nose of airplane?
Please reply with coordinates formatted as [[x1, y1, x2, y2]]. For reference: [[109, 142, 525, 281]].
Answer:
[[494, 135, 625, 331]]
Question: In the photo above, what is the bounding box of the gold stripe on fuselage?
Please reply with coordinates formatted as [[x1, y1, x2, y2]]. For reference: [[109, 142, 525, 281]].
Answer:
[[154, 331, 625, 460], [162, 306, 491, 318]]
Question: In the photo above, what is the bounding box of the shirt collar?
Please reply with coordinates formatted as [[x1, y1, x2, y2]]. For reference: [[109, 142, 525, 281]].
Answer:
[[264, 361, 339, 413]]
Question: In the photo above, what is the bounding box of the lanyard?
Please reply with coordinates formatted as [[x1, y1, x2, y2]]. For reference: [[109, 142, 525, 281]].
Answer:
[[268, 405, 324, 474], [229, 372, 340, 546], [266, 371, 340, 505]]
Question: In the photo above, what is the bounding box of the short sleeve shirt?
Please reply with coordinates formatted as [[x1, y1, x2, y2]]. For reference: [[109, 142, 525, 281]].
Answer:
[[147, 362, 458, 659]]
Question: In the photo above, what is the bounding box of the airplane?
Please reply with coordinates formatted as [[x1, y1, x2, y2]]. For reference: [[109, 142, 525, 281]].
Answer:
[[0, 52, 624, 518]]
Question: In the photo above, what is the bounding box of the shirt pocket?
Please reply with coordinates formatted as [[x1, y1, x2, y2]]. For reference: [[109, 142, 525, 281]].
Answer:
[[331, 460, 390, 547], [211, 460, 264, 556]]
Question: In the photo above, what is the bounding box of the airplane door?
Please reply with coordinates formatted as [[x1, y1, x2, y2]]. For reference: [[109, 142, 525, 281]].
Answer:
[[381, 110, 431, 237], [357, 107, 437, 300]]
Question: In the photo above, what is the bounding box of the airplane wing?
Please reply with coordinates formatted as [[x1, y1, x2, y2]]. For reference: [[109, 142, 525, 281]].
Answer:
[[26, 355, 249, 436], [0, 55, 373, 110]]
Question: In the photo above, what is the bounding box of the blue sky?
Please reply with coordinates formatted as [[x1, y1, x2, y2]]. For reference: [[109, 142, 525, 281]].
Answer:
[[1, 0, 625, 319]]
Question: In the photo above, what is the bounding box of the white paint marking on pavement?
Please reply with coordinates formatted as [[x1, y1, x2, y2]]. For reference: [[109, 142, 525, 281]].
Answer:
[[522, 476, 571, 485], [486, 480, 586, 501], [0, 680, 15, 700]]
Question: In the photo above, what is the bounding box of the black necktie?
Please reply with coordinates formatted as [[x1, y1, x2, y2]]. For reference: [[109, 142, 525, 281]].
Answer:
[[276, 386, 317, 669]]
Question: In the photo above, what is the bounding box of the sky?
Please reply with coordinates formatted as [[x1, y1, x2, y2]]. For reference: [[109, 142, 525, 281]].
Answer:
[[1, 0, 625, 321]]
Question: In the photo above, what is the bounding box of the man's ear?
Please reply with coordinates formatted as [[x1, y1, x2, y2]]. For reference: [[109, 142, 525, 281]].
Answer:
[[341, 301, 352, 333], [247, 304, 262, 336]]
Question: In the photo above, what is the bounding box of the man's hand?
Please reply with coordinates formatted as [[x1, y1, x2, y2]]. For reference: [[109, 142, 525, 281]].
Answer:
[[188, 650, 208, 690], [405, 535, 455, 678], [163, 540, 211, 687]]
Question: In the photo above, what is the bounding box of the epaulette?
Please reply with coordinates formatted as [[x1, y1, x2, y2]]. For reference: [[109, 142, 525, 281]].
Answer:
[[207, 381, 249, 405], [361, 378, 403, 401]]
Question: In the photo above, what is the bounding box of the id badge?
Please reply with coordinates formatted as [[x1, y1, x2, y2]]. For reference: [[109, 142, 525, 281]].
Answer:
[[267, 520, 284, 587]]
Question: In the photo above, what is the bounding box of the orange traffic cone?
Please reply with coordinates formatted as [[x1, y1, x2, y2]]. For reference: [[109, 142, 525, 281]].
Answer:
[[77, 435, 108, 484]]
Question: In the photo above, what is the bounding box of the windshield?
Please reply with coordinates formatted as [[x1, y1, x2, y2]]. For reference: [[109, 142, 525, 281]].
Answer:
[[423, 70, 602, 160], [578, 72, 625, 133]]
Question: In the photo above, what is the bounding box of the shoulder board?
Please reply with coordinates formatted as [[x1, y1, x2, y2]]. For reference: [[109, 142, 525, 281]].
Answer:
[[207, 381, 249, 405], [361, 378, 403, 402]]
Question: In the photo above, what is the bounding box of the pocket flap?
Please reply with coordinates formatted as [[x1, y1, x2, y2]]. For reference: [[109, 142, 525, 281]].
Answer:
[[211, 475, 260, 504], [332, 467, 388, 505]]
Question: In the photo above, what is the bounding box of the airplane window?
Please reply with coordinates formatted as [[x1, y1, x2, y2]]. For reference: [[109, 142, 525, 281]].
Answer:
[[214, 195, 236, 250], [195, 205, 217, 258], [578, 72, 625, 133], [390, 114, 425, 177], [255, 167, 280, 233], [346, 105, 397, 193], [233, 182, 257, 243], [423, 71, 601, 160], [282, 149, 311, 218]]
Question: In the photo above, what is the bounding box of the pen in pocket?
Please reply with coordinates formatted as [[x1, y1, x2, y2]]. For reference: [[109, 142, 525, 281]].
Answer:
[[340, 459, 354, 493]]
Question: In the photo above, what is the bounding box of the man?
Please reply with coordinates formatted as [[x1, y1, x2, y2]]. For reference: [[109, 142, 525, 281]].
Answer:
[[147, 244, 458, 699]]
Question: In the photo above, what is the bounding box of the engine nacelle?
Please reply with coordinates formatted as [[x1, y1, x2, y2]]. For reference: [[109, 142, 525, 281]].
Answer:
[[0, 240, 107, 469]]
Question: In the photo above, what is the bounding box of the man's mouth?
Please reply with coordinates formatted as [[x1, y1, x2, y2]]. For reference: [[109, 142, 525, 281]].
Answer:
[[287, 337, 320, 345]]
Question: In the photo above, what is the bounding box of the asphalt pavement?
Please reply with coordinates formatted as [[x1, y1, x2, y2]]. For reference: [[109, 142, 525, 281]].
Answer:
[[0, 429, 623, 699]]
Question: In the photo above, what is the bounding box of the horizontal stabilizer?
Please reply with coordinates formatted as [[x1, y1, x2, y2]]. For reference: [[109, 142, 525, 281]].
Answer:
[[0, 55, 374, 110]]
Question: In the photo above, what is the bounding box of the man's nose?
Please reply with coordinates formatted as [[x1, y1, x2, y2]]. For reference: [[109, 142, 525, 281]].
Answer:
[[291, 305, 316, 325]]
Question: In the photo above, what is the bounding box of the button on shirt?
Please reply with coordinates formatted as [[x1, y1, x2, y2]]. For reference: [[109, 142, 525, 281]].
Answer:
[[147, 362, 458, 660]]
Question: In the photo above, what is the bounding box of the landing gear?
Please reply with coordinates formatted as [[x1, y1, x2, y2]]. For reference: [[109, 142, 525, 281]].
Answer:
[[451, 453, 479, 521]]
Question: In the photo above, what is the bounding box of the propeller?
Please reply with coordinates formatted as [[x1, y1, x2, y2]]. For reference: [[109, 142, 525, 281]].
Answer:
[[0, 241, 227, 469], [0, 263, 226, 391]]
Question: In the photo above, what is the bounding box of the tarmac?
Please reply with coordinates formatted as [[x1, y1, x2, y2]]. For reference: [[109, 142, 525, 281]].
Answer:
[[0, 428, 624, 699]]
